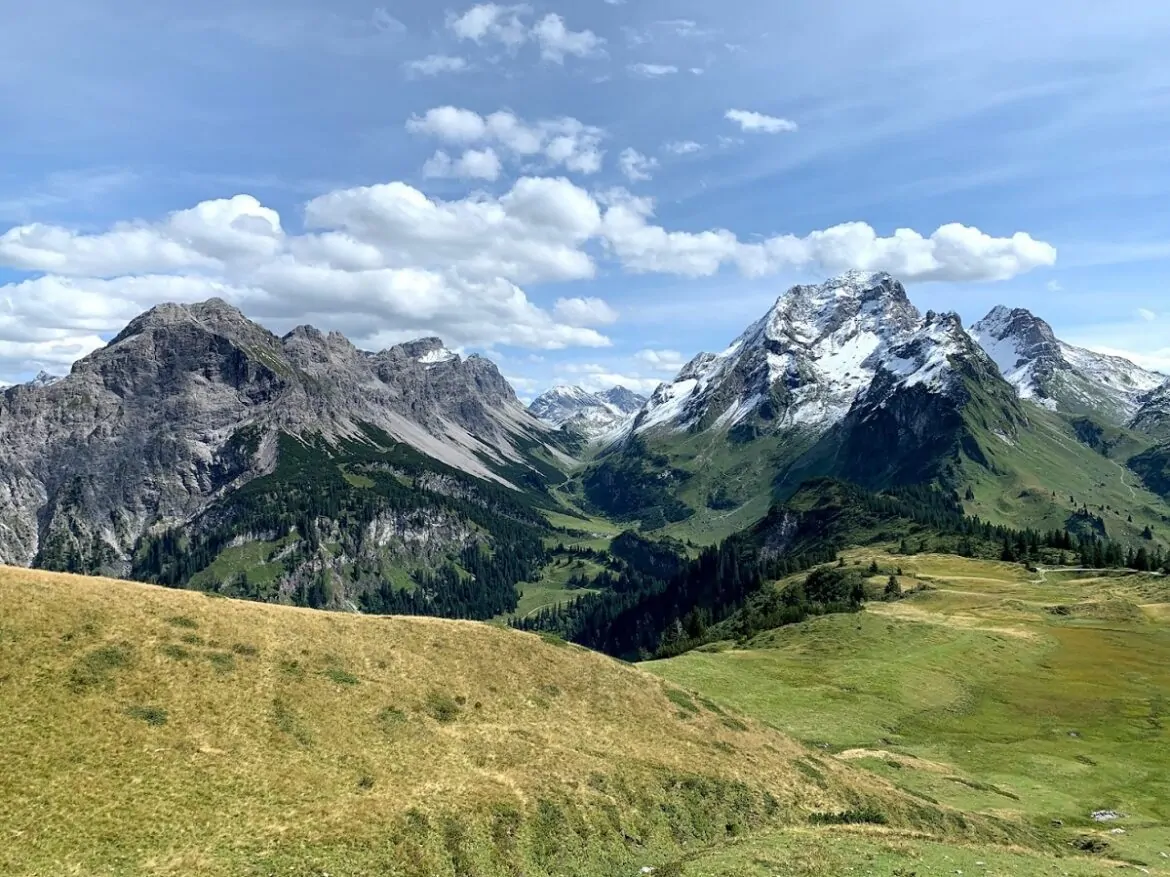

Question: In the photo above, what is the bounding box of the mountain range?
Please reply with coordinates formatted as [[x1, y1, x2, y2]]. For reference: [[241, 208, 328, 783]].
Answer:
[[3, 271, 1168, 611], [528, 384, 646, 438]]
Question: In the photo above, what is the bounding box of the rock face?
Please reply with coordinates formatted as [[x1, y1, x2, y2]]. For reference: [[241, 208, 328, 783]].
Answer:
[[1131, 382, 1170, 440], [969, 306, 1165, 423], [529, 385, 647, 438], [0, 299, 556, 571]]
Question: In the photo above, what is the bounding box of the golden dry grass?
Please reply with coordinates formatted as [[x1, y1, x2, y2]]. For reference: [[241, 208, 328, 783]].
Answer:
[[0, 565, 981, 877]]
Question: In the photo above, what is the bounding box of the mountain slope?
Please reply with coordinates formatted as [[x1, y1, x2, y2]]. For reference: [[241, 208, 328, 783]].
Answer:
[[0, 299, 572, 607], [970, 305, 1165, 423], [0, 564, 1017, 877], [529, 384, 646, 438], [579, 274, 1032, 536]]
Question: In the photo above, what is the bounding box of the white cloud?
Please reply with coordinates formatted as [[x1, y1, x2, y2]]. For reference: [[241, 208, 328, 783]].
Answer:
[[725, 109, 799, 134], [408, 107, 605, 175], [618, 148, 659, 183], [406, 106, 488, 143], [1046, 279, 1063, 292], [0, 175, 1057, 381], [0, 194, 281, 277], [599, 190, 1056, 281], [422, 148, 503, 181], [664, 140, 703, 155], [532, 13, 604, 63], [553, 297, 619, 326], [557, 362, 662, 394], [447, 3, 529, 47], [1137, 307, 1158, 322], [445, 5, 602, 63], [629, 63, 678, 77], [635, 349, 686, 372], [1086, 345, 1170, 375], [404, 54, 469, 76]]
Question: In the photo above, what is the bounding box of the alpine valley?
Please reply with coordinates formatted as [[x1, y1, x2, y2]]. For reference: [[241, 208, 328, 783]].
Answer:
[[4, 271, 1170, 620], [5, 271, 1170, 877]]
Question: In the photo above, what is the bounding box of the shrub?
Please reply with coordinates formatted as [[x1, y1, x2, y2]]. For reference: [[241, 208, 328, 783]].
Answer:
[[165, 616, 198, 629], [231, 643, 259, 656], [808, 806, 888, 826], [425, 691, 461, 723]]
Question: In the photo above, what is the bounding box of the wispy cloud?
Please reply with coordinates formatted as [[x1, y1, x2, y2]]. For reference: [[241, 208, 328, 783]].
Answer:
[[404, 54, 469, 77], [628, 63, 678, 77], [725, 109, 799, 134]]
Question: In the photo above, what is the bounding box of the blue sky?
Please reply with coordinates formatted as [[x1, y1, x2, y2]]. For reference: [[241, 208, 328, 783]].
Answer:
[[1, 0, 1168, 395]]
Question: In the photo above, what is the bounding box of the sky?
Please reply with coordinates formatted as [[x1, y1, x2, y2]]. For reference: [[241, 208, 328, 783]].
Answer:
[[1, 0, 1169, 398]]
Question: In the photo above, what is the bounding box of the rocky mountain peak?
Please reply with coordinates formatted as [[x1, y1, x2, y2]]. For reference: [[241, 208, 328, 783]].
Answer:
[[599, 386, 646, 413], [529, 385, 647, 439], [970, 304, 1163, 421]]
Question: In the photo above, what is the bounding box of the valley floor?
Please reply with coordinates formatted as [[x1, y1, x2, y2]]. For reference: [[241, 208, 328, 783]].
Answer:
[[645, 551, 1170, 875]]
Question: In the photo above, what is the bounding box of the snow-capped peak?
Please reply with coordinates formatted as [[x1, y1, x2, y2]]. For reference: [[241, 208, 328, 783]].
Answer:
[[630, 271, 924, 436], [970, 305, 1164, 421], [529, 385, 648, 439]]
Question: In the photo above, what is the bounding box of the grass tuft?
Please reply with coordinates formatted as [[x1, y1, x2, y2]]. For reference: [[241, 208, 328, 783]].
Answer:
[[124, 705, 168, 726]]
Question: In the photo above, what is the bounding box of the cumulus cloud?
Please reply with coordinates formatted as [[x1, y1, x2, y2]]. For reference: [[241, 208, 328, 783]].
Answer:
[[725, 109, 799, 134], [635, 349, 687, 372], [0, 175, 1056, 380], [532, 13, 604, 62], [559, 362, 663, 394], [447, 3, 529, 47], [618, 148, 659, 183], [664, 140, 702, 155], [446, 4, 602, 62], [407, 107, 605, 175], [1087, 346, 1170, 375], [629, 63, 678, 76], [404, 54, 469, 76], [599, 190, 1057, 281], [553, 297, 619, 326], [422, 148, 503, 181]]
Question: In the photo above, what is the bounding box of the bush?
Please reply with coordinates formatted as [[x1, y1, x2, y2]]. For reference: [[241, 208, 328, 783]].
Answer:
[[808, 806, 888, 826], [165, 616, 199, 629], [425, 691, 461, 723], [325, 668, 360, 685]]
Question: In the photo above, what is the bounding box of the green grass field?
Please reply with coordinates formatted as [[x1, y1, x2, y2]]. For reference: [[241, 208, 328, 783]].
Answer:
[[646, 551, 1170, 874]]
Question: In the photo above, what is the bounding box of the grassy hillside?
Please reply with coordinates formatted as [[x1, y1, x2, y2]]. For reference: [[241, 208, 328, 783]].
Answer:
[[647, 551, 1170, 875], [0, 565, 1039, 877]]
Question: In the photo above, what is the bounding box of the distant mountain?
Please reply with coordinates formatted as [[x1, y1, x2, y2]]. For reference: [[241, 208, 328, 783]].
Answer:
[[969, 306, 1164, 424], [577, 271, 1170, 543], [0, 299, 568, 613], [580, 272, 1033, 527], [630, 271, 922, 437], [529, 384, 647, 438]]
